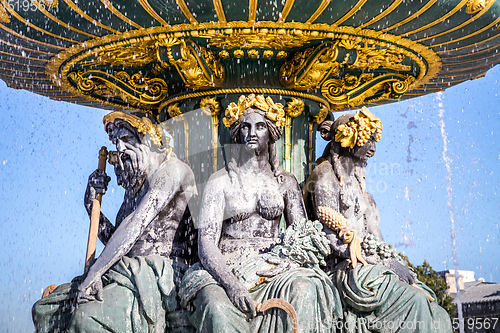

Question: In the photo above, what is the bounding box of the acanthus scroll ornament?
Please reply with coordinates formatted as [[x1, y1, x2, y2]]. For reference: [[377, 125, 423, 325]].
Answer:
[[283, 98, 305, 171], [68, 70, 169, 110], [157, 38, 225, 90], [91, 41, 159, 68], [0, 3, 9, 23], [207, 29, 325, 50], [200, 97, 222, 172], [280, 41, 340, 90], [280, 37, 423, 110], [65, 37, 225, 112], [466, 0, 494, 14]]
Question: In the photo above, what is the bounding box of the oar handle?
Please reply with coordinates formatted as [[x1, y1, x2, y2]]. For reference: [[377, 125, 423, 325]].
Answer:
[[84, 146, 108, 273]]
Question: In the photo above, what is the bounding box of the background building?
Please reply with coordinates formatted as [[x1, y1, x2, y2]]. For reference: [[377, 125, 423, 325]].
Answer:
[[440, 270, 500, 333]]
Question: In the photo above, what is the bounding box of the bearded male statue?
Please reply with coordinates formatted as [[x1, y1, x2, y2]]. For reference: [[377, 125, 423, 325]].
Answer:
[[32, 111, 197, 333]]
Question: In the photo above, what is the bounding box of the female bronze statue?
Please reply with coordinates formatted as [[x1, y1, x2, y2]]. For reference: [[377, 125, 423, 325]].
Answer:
[[180, 95, 339, 332], [304, 108, 452, 332]]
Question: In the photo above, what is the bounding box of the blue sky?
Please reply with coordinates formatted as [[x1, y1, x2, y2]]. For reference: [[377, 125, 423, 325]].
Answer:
[[1, 66, 499, 332]]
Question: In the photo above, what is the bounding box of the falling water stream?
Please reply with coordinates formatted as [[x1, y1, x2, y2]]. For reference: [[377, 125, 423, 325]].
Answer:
[[437, 92, 464, 333]]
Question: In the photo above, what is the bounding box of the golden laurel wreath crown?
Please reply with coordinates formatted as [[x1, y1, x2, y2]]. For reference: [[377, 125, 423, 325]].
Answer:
[[222, 94, 287, 128], [103, 111, 166, 147]]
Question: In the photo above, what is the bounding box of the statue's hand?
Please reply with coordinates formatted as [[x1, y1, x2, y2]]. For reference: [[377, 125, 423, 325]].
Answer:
[[384, 259, 416, 284], [225, 283, 257, 318], [76, 273, 104, 304], [256, 257, 299, 278], [84, 170, 111, 213], [88, 169, 111, 195]]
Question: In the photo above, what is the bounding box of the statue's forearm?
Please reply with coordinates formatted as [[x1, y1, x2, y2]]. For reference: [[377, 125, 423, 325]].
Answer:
[[84, 178, 115, 245], [97, 214, 115, 245], [86, 215, 138, 278], [326, 232, 350, 258], [199, 238, 240, 291], [83, 185, 95, 215]]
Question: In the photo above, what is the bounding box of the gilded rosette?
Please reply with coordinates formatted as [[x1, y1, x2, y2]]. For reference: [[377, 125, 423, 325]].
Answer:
[[167, 104, 183, 118], [285, 98, 305, 118], [200, 97, 222, 117]]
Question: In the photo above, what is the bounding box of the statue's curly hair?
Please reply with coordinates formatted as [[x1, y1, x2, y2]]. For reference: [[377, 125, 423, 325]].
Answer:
[[105, 116, 170, 156], [328, 114, 354, 183], [323, 114, 374, 186]]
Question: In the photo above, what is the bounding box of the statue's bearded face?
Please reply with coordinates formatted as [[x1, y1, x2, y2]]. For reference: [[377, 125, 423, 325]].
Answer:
[[108, 124, 146, 191]]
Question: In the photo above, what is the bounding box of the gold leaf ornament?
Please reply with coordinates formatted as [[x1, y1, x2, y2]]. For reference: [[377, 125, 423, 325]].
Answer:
[[233, 50, 245, 58], [335, 123, 357, 148], [222, 102, 242, 128], [40, 0, 59, 8], [167, 103, 182, 118], [285, 98, 305, 118], [219, 50, 230, 59], [0, 3, 9, 23], [200, 97, 221, 117], [222, 94, 285, 128], [466, 0, 492, 14], [103, 111, 164, 146], [315, 105, 330, 124], [276, 51, 288, 59], [263, 50, 274, 58], [255, 95, 286, 128], [248, 49, 259, 58], [160, 38, 224, 90], [334, 107, 383, 148]]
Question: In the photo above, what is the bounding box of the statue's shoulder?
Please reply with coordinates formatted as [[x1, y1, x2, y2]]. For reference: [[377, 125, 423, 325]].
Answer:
[[277, 170, 301, 190], [363, 191, 377, 206], [280, 169, 297, 181], [156, 155, 190, 174], [209, 167, 229, 179], [311, 160, 337, 182], [151, 156, 196, 189], [304, 160, 341, 198], [205, 167, 230, 188], [171, 156, 195, 175]]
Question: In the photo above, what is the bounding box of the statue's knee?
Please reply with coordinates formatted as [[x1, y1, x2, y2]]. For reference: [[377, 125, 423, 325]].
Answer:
[[290, 278, 317, 297], [68, 307, 86, 330], [411, 286, 429, 304], [195, 285, 233, 316], [203, 299, 228, 317]]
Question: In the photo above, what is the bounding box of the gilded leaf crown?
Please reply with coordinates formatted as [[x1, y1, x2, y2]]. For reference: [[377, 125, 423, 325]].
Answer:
[[103, 111, 166, 147], [334, 107, 383, 148], [222, 94, 286, 128]]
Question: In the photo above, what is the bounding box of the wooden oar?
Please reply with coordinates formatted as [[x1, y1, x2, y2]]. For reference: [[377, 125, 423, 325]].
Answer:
[[84, 146, 108, 273]]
